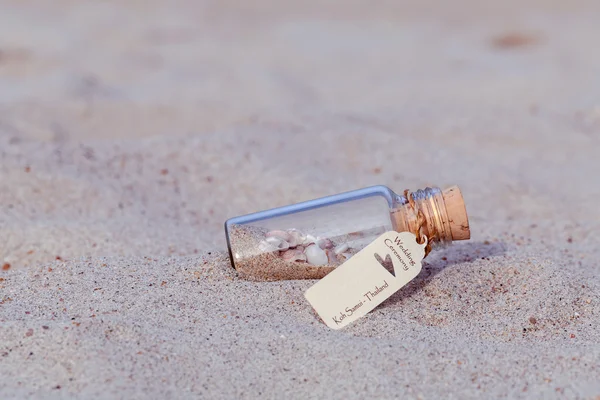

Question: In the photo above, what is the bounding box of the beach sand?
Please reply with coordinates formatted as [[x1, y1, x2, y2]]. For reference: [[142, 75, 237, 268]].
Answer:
[[1, 0, 599, 398]]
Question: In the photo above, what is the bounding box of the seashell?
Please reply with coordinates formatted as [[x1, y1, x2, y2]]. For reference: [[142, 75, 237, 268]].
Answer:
[[265, 236, 290, 251], [281, 249, 307, 262], [295, 244, 305, 253], [318, 238, 334, 250], [303, 234, 318, 246], [265, 237, 282, 245], [259, 241, 279, 253], [305, 244, 329, 266], [286, 229, 305, 248], [266, 230, 292, 242], [326, 249, 337, 264], [334, 243, 349, 255]]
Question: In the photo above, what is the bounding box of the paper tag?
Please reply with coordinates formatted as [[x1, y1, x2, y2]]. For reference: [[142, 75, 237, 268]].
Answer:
[[304, 231, 426, 330]]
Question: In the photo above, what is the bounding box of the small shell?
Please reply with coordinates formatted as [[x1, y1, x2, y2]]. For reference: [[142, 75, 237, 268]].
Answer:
[[286, 229, 305, 248], [318, 238, 334, 250], [281, 249, 307, 262], [265, 237, 290, 251], [266, 230, 292, 242], [334, 243, 349, 255], [303, 234, 318, 246], [294, 244, 305, 253], [326, 249, 337, 264], [258, 241, 279, 253], [305, 244, 329, 266]]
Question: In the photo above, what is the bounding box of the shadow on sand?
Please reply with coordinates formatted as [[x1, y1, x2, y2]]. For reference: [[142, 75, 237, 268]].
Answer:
[[381, 240, 508, 308]]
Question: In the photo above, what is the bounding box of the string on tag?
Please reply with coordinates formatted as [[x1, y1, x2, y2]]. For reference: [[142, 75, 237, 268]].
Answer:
[[403, 189, 437, 256]]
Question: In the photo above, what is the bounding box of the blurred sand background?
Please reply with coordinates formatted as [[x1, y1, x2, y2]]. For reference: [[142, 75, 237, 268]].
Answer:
[[0, 0, 599, 398]]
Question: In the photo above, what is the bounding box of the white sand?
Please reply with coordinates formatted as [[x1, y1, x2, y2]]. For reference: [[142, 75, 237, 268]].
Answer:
[[1, 0, 599, 398]]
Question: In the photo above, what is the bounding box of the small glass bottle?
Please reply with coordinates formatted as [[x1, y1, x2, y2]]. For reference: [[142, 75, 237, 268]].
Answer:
[[225, 185, 470, 281]]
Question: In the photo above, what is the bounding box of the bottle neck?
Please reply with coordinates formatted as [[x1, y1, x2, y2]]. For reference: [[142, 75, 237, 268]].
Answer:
[[390, 187, 453, 249]]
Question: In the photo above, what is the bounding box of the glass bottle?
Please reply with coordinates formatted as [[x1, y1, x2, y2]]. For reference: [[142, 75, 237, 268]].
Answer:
[[225, 185, 469, 281]]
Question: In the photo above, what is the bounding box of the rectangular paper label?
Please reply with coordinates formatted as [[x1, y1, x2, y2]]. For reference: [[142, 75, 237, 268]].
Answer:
[[304, 231, 426, 330]]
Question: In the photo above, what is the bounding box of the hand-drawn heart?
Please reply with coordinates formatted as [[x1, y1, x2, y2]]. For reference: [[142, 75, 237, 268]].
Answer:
[[374, 253, 395, 277]]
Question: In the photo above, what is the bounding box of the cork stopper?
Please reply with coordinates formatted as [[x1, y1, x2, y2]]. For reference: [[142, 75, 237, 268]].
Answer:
[[390, 185, 470, 245], [441, 185, 470, 241]]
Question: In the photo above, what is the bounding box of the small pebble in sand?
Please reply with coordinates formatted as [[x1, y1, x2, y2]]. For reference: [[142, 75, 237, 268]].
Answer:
[[2, 263, 10, 271], [491, 32, 540, 49]]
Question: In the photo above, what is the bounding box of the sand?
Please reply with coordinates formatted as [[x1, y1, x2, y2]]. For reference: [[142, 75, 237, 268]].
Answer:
[[227, 224, 336, 281], [1, 0, 600, 398]]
